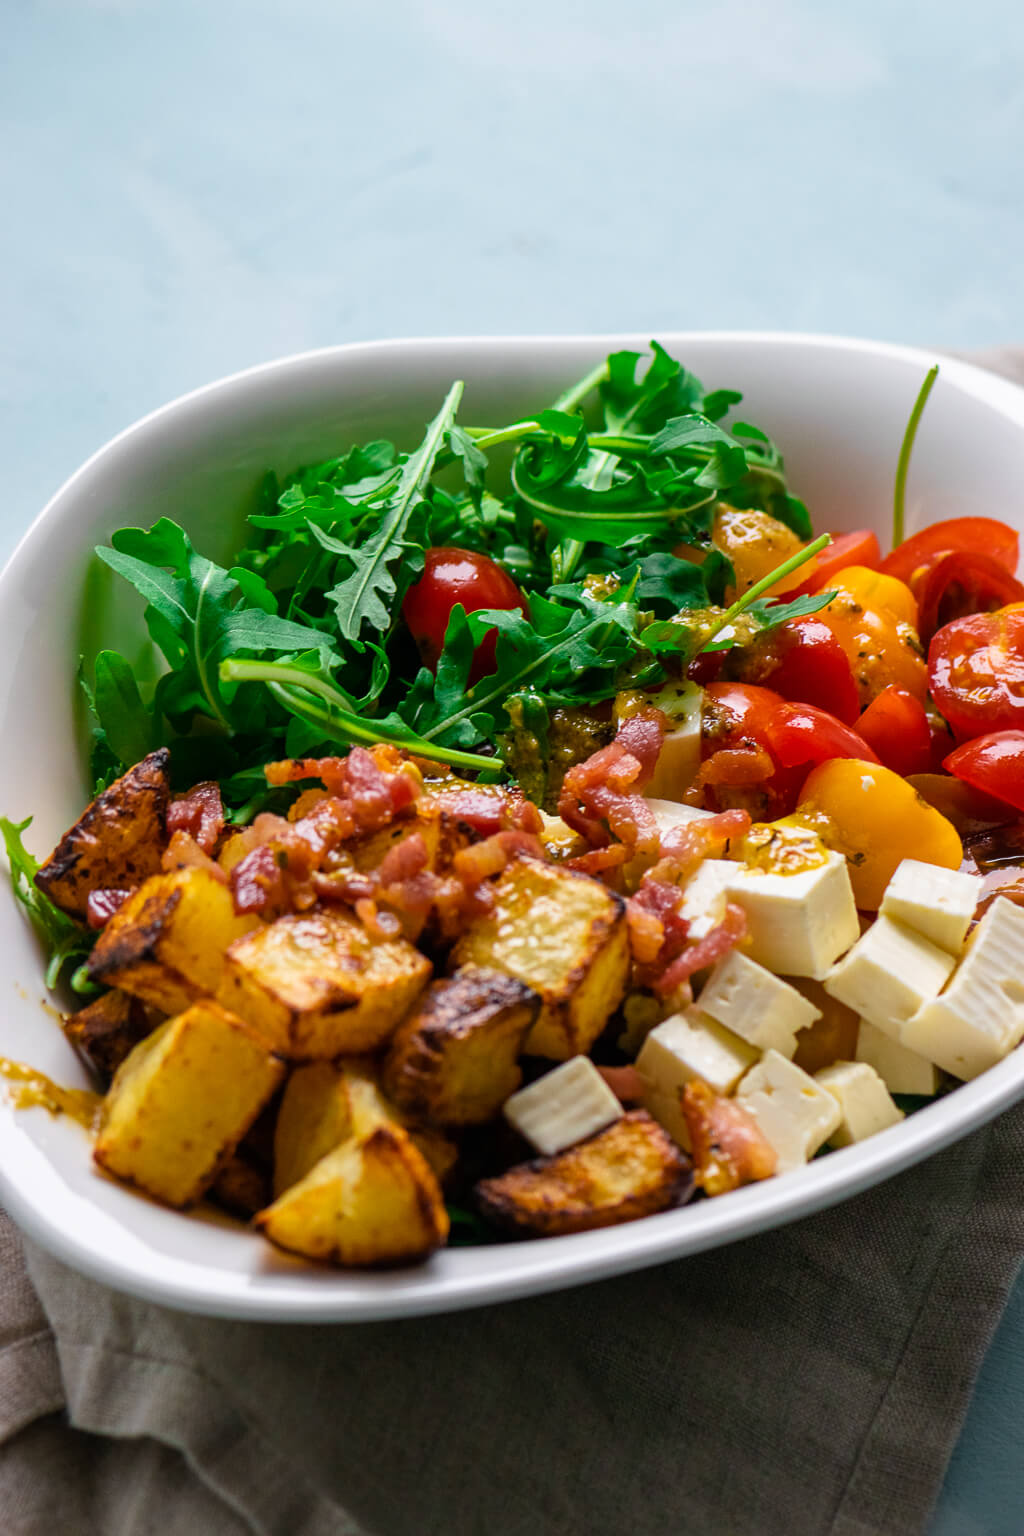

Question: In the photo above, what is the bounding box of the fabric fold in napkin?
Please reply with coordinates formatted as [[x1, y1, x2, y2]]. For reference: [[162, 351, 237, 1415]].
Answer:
[[3, 345, 1024, 1536]]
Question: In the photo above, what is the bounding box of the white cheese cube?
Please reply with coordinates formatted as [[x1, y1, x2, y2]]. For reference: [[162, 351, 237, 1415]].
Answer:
[[636, 1009, 759, 1150], [879, 859, 981, 955], [720, 852, 859, 979], [697, 951, 820, 1057], [644, 798, 716, 832], [814, 1061, 905, 1147], [855, 1018, 940, 1097], [502, 1055, 621, 1156], [823, 915, 954, 1043], [902, 896, 1024, 1080], [678, 859, 733, 941], [735, 1050, 842, 1172], [644, 683, 702, 799]]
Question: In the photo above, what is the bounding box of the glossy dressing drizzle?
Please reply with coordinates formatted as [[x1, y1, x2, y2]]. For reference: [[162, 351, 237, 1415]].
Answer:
[[0, 1058, 101, 1131]]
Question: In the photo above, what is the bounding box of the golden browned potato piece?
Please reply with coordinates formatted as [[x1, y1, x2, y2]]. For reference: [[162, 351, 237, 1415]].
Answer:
[[86, 867, 261, 1017], [452, 856, 629, 1060], [474, 1109, 692, 1237], [382, 966, 540, 1127], [62, 989, 157, 1084], [94, 1000, 285, 1208], [256, 1124, 449, 1266], [217, 908, 431, 1059], [35, 750, 171, 919], [272, 1059, 455, 1197]]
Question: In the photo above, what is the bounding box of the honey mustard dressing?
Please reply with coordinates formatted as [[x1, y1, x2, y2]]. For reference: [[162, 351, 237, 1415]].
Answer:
[[0, 1057, 101, 1131]]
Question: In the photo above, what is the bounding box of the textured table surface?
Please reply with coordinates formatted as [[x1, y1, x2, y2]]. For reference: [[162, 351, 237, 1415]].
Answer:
[[5, 2, 1024, 1529]]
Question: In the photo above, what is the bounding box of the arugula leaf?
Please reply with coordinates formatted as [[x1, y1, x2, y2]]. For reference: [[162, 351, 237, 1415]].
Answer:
[[634, 552, 710, 613], [92, 651, 156, 767], [0, 817, 96, 992], [324, 381, 464, 643]]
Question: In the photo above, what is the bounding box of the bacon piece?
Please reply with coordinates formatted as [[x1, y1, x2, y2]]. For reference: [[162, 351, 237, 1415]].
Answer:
[[596, 1064, 650, 1104], [625, 899, 665, 966], [86, 888, 134, 929], [654, 903, 747, 997], [680, 1079, 777, 1195], [693, 744, 775, 793], [231, 844, 288, 916], [265, 747, 419, 836], [615, 707, 669, 781], [161, 829, 228, 882], [566, 844, 629, 878], [167, 782, 225, 854]]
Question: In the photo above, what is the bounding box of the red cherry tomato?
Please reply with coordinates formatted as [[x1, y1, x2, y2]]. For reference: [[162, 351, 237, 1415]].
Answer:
[[700, 683, 805, 814], [402, 547, 526, 684], [746, 618, 860, 725], [944, 730, 1024, 813], [702, 682, 784, 754], [855, 686, 933, 776], [879, 517, 1019, 589], [786, 529, 882, 599], [929, 606, 1024, 741], [762, 701, 879, 769], [915, 551, 1024, 645]]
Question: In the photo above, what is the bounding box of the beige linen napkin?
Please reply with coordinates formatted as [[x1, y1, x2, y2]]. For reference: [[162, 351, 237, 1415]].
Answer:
[[2, 345, 1024, 1536]]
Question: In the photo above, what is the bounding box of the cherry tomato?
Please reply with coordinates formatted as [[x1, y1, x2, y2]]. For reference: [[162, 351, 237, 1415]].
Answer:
[[711, 506, 809, 598], [929, 606, 1024, 741], [700, 682, 805, 816], [855, 687, 933, 777], [402, 547, 526, 684], [944, 730, 1024, 813], [702, 682, 784, 754], [786, 529, 882, 599], [818, 567, 927, 706], [762, 702, 879, 769], [915, 551, 1024, 645], [879, 517, 1019, 589], [733, 618, 860, 725]]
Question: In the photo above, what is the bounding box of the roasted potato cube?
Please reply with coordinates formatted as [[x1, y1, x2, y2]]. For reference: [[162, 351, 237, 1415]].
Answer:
[[273, 1059, 455, 1197], [382, 966, 540, 1126], [218, 908, 431, 1059], [94, 1000, 285, 1207], [35, 750, 171, 918], [452, 856, 629, 1060], [256, 1124, 449, 1266], [474, 1109, 692, 1237], [86, 867, 261, 1016], [62, 989, 157, 1083]]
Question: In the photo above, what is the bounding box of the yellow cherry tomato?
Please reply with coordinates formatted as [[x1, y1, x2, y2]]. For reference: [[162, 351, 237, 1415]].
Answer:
[[794, 758, 962, 910], [817, 566, 927, 706], [710, 505, 810, 598]]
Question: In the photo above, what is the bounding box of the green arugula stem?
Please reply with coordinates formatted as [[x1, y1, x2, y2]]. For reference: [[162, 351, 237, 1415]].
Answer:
[[552, 360, 609, 415], [700, 532, 833, 652], [893, 364, 939, 549]]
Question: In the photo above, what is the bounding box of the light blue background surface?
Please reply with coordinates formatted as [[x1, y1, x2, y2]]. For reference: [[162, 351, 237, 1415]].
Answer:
[[5, 2, 1024, 1527]]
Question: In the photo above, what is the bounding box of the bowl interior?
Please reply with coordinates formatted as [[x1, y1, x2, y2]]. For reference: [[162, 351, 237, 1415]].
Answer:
[[3, 332, 1024, 1319]]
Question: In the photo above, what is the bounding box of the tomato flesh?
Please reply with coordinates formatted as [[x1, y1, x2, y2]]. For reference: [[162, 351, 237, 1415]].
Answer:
[[915, 551, 1024, 645], [787, 529, 881, 599], [734, 618, 860, 725], [402, 547, 526, 683], [855, 687, 933, 777], [762, 702, 879, 769], [880, 517, 1019, 588], [944, 730, 1024, 814], [929, 606, 1024, 741]]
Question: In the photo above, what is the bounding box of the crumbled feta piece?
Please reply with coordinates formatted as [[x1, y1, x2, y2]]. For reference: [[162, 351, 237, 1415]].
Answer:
[[636, 1008, 760, 1151], [735, 1050, 841, 1172], [823, 915, 954, 1043], [902, 896, 1024, 1080], [854, 1018, 939, 1097], [697, 950, 820, 1058], [814, 1060, 905, 1146], [644, 683, 702, 799], [879, 858, 980, 955], [720, 852, 859, 979], [678, 859, 733, 941], [502, 1056, 622, 1156]]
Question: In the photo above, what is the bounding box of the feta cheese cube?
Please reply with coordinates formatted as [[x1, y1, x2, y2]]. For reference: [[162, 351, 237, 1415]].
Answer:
[[636, 1009, 760, 1149], [678, 859, 732, 941], [720, 852, 859, 979], [503, 1055, 622, 1156], [854, 1018, 940, 1097], [735, 1050, 842, 1172], [697, 950, 820, 1057], [879, 859, 980, 955], [902, 896, 1024, 1080], [644, 683, 702, 799], [814, 1061, 904, 1146], [823, 915, 954, 1043]]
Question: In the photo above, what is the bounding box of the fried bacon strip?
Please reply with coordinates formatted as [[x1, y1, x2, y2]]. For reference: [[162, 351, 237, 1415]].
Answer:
[[557, 707, 667, 855], [166, 781, 225, 854], [680, 1079, 777, 1196]]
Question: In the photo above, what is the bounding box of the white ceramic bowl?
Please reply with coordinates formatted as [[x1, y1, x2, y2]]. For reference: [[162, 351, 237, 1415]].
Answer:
[[3, 332, 1024, 1322]]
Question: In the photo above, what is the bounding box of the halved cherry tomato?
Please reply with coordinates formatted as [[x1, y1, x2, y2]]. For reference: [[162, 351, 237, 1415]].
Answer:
[[915, 551, 1024, 645], [817, 567, 927, 706], [786, 529, 882, 599], [699, 682, 804, 816], [855, 687, 933, 777], [944, 730, 1024, 814], [879, 517, 1019, 589], [402, 547, 526, 683], [735, 618, 860, 724], [929, 606, 1024, 741], [763, 702, 879, 769], [702, 683, 784, 753]]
